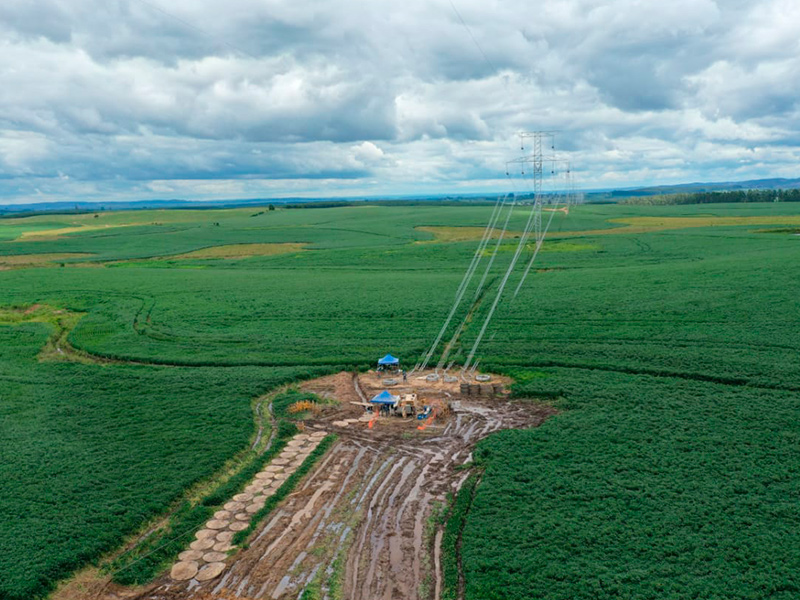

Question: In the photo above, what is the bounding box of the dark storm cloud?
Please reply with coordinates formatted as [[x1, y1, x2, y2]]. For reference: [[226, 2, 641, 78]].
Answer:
[[1, 0, 799, 202]]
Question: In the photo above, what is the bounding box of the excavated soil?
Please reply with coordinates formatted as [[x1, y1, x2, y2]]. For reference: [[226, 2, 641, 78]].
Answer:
[[112, 371, 554, 600]]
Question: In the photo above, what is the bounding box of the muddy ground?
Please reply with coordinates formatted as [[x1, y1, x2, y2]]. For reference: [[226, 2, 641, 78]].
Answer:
[[101, 371, 554, 600]]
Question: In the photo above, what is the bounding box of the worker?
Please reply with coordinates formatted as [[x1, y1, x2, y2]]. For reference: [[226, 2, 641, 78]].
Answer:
[[402, 369, 407, 382]]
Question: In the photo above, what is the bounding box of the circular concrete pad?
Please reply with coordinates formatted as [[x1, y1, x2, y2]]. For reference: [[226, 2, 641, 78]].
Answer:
[[272, 458, 290, 466], [190, 538, 215, 551], [171, 561, 198, 581], [229, 521, 248, 531], [196, 562, 226, 581], [206, 519, 230, 530], [234, 512, 250, 521], [178, 550, 204, 561], [216, 530, 234, 542], [310, 430, 327, 438], [264, 465, 283, 473], [202, 551, 228, 563], [213, 510, 231, 520], [224, 501, 245, 511], [233, 493, 252, 502], [214, 541, 234, 552], [195, 529, 217, 540]]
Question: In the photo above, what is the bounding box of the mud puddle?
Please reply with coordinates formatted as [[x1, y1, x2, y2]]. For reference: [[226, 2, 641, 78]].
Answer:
[[118, 371, 554, 600]]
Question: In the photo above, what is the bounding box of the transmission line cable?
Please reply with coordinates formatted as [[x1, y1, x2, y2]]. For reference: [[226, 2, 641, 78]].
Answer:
[[461, 194, 541, 374], [512, 187, 564, 298], [447, 0, 499, 76], [417, 194, 505, 371], [435, 196, 515, 371], [132, 0, 259, 59], [470, 194, 513, 301]]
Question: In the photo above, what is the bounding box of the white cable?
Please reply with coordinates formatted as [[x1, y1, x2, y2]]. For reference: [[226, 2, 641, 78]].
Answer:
[[471, 197, 514, 303], [436, 187, 519, 370], [512, 190, 564, 298], [418, 194, 506, 371], [461, 195, 540, 373]]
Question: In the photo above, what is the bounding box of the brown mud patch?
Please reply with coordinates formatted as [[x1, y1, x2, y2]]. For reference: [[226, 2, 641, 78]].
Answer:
[[0, 252, 94, 269], [418, 215, 800, 245], [113, 370, 554, 600], [105, 244, 308, 267], [165, 243, 307, 260], [416, 226, 522, 244]]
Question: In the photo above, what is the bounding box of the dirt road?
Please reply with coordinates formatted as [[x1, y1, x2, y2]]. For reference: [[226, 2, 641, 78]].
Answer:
[[135, 384, 552, 600]]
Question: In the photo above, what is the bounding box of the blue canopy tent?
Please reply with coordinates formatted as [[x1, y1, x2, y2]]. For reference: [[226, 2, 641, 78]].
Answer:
[[370, 390, 399, 405], [377, 354, 400, 371]]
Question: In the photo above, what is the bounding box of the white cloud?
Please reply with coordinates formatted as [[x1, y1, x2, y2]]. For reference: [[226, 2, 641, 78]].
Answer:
[[351, 141, 385, 164], [0, 0, 799, 203], [0, 130, 53, 172]]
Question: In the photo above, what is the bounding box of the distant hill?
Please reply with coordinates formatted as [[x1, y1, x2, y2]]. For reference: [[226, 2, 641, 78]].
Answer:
[[0, 194, 504, 216], [3, 177, 800, 215], [590, 177, 800, 200], [0, 198, 297, 216]]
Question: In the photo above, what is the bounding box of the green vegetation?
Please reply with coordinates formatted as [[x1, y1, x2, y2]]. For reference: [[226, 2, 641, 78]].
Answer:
[[0, 324, 323, 599], [272, 387, 333, 421], [462, 370, 800, 599], [622, 188, 800, 205], [109, 420, 300, 585], [441, 473, 481, 600], [326, 546, 347, 600], [3, 201, 800, 598]]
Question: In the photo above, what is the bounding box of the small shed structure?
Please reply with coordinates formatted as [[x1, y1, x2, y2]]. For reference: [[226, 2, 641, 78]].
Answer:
[[377, 354, 400, 371], [370, 390, 399, 405], [370, 390, 399, 415]]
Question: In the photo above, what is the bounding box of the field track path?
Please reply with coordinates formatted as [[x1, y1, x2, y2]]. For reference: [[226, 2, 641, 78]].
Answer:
[[131, 400, 552, 600]]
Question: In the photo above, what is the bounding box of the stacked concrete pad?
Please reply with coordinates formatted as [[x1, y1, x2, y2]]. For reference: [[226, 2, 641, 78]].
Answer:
[[169, 431, 327, 583]]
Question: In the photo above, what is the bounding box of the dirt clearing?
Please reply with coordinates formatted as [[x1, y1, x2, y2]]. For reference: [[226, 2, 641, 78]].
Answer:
[[121, 371, 554, 600], [162, 244, 307, 261], [0, 252, 94, 269]]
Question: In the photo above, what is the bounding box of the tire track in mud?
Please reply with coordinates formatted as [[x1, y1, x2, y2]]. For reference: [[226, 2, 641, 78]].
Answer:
[[132, 400, 552, 600]]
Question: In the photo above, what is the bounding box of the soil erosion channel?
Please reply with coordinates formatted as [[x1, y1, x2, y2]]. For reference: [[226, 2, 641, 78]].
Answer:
[[130, 371, 554, 600]]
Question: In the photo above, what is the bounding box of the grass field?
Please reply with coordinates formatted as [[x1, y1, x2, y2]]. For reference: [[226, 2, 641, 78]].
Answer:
[[3, 201, 800, 599]]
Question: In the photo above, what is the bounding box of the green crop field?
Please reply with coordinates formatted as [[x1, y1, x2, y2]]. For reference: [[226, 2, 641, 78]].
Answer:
[[3, 201, 800, 599]]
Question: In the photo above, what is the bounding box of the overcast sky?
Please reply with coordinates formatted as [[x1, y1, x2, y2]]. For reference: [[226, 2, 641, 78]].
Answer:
[[1, 0, 799, 203]]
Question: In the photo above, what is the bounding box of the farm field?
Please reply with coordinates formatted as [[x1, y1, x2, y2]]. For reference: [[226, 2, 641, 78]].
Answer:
[[2, 201, 800, 599]]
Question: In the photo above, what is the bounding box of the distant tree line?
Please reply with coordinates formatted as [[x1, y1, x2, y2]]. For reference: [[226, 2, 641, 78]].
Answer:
[[282, 198, 500, 209], [622, 188, 800, 205]]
